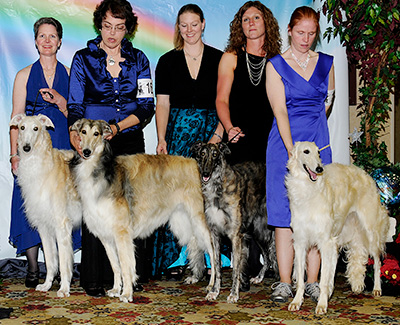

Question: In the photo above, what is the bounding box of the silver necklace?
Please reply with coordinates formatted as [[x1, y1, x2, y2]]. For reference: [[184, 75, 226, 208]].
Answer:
[[108, 56, 116, 66], [245, 51, 266, 86], [290, 48, 310, 71], [184, 45, 204, 61]]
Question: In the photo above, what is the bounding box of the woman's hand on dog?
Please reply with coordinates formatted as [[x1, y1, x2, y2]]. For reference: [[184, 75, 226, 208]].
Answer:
[[69, 130, 83, 157], [10, 155, 20, 175]]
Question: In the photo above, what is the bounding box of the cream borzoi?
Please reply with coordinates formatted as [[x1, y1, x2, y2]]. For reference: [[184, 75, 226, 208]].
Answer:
[[9, 114, 81, 297], [286, 141, 389, 314], [70, 118, 218, 303]]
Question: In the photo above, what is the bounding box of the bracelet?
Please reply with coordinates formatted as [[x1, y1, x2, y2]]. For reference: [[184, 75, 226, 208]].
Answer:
[[214, 133, 223, 140], [113, 123, 121, 135], [59, 108, 67, 113], [9, 153, 18, 162]]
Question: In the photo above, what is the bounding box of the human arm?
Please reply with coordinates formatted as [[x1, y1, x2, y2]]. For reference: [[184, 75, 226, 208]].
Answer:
[[215, 52, 244, 142], [39, 88, 68, 117], [265, 61, 294, 157], [10, 66, 30, 174], [325, 63, 335, 115], [208, 122, 224, 144], [155, 94, 170, 154]]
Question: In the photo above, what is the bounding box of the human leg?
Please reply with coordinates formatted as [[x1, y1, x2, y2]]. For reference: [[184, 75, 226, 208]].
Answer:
[[271, 227, 294, 302]]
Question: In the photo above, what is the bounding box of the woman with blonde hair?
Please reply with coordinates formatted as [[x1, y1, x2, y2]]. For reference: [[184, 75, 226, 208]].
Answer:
[[153, 3, 224, 280]]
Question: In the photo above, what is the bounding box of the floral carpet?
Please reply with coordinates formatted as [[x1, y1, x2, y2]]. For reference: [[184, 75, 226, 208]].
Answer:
[[0, 270, 399, 325]]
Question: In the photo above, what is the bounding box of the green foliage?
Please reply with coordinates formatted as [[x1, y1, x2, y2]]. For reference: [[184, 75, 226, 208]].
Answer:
[[323, 0, 400, 172]]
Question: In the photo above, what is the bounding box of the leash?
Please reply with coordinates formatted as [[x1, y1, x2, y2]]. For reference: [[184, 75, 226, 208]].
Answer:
[[228, 131, 242, 144], [29, 90, 53, 116], [319, 144, 330, 152]]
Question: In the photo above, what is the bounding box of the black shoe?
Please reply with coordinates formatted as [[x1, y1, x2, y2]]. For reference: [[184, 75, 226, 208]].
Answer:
[[25, 271, 39, 288], [165, 266, 186, 281], [85, 287, 105, 297], [133, 283, 143, 292]]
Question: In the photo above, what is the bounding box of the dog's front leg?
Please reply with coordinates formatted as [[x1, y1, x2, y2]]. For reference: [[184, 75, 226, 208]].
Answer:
[[101, 239, 123, 299], [206, 230, 221, 301], [288, 241, 306, 311], [55, 224, 74, 297], [36, 228, 58, 293], [114, 233, 137, 303], [228, 232, 242, 303], [315, 240, 337, 315]]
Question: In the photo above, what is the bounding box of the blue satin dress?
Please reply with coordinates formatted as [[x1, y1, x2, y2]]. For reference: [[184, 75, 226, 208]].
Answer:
[[266, 52, 333, 228], [9, 60, 81, 255]]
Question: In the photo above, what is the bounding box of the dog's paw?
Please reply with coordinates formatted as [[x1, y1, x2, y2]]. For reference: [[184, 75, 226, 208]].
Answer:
[[372, 289, 382, 297], [119, 294, 133, 303], [36, 282, 52, 292], [57, 288, 70, 298], [205, 291, 219, 301], [315, 303, 328, 315], [288, 300, 302, 312], [107, 288, 121, 298], [250, 276, 263, 284], [227, 293, 239, 304], [184, 276, 199, 285]]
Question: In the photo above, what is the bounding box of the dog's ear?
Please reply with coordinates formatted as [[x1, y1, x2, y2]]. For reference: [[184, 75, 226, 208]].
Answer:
[[190, 141, 204, 156], [37, 114, 55, 129], [70, 119, 85, 133], [100, 120, 113, 138], [9, 113, 26, 127], [218, 142, 231, 156]]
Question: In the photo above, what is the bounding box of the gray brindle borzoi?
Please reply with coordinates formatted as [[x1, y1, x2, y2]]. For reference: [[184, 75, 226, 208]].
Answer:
[[9, 114, 81, 298], [70, 118, 218, 303], [191, 142, 278, 303], [286, 141, 390, 314]]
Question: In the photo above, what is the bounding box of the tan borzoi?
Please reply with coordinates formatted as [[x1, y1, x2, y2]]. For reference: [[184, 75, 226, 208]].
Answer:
[[70, 118, 218, 303], [9, 114, 81, 297], [286, 141, 389, 314]]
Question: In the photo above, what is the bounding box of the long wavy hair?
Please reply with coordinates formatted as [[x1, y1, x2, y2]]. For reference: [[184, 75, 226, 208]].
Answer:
[[225, 1, 281, 58], [173, 4, 205, 50]]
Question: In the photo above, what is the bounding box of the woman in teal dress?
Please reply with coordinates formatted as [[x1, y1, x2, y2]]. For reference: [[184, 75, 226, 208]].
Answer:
[[153, 4, 224, 280], [9, 17, 80, 288], [266, 6, 335, 303]]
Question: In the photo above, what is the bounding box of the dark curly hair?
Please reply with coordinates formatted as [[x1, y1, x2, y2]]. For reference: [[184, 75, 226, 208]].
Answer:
[[173, 4, 205, 50], [225, 1, 281, 59], [34, 17, 63, 40], [288, 6, 321, 47], [93, 0, 138, 38]]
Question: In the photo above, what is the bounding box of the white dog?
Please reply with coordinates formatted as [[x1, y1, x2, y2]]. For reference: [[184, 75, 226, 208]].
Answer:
[[9, 114, 81, 297], [286, 141, 390, 314]]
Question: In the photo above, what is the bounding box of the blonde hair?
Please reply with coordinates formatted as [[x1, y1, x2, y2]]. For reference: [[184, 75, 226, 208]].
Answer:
[[173, 4, 204, 50]]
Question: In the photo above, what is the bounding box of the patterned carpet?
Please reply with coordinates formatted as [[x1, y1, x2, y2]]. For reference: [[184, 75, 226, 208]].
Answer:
[[0, 270, 399, 324]]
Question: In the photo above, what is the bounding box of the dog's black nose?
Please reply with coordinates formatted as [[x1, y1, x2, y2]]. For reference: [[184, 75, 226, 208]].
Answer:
[[316, 166, 323, 173], [23, 144, 31, 153], [83, 149, 91, 158]]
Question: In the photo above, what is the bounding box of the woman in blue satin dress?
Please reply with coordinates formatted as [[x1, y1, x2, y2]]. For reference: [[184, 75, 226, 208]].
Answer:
[[9, 17, 80, 288], [265, 6, 335, 303], [68, 0, 155, 297]]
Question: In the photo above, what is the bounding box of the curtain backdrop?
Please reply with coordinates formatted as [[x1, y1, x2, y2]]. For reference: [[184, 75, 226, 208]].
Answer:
[[0, 0, 348, 260]]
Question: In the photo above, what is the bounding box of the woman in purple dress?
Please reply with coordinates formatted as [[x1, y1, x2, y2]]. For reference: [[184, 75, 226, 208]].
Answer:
[[9, 17, 80, 288], [266, 6, 335, 303]]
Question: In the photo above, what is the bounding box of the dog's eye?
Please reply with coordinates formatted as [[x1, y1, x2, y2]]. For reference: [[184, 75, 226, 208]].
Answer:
[[20, 126, 25, 130], [304, 150, 310, 154], [33, 127, 38, 131], [94, 132, 99, 137], [212, 152, 217, 158], [201, 151, 205, 157], [81, 130, 86, 135]]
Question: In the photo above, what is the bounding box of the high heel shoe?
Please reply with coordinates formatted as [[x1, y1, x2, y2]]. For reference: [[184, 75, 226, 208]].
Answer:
[[25, 270, 39, 288]]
